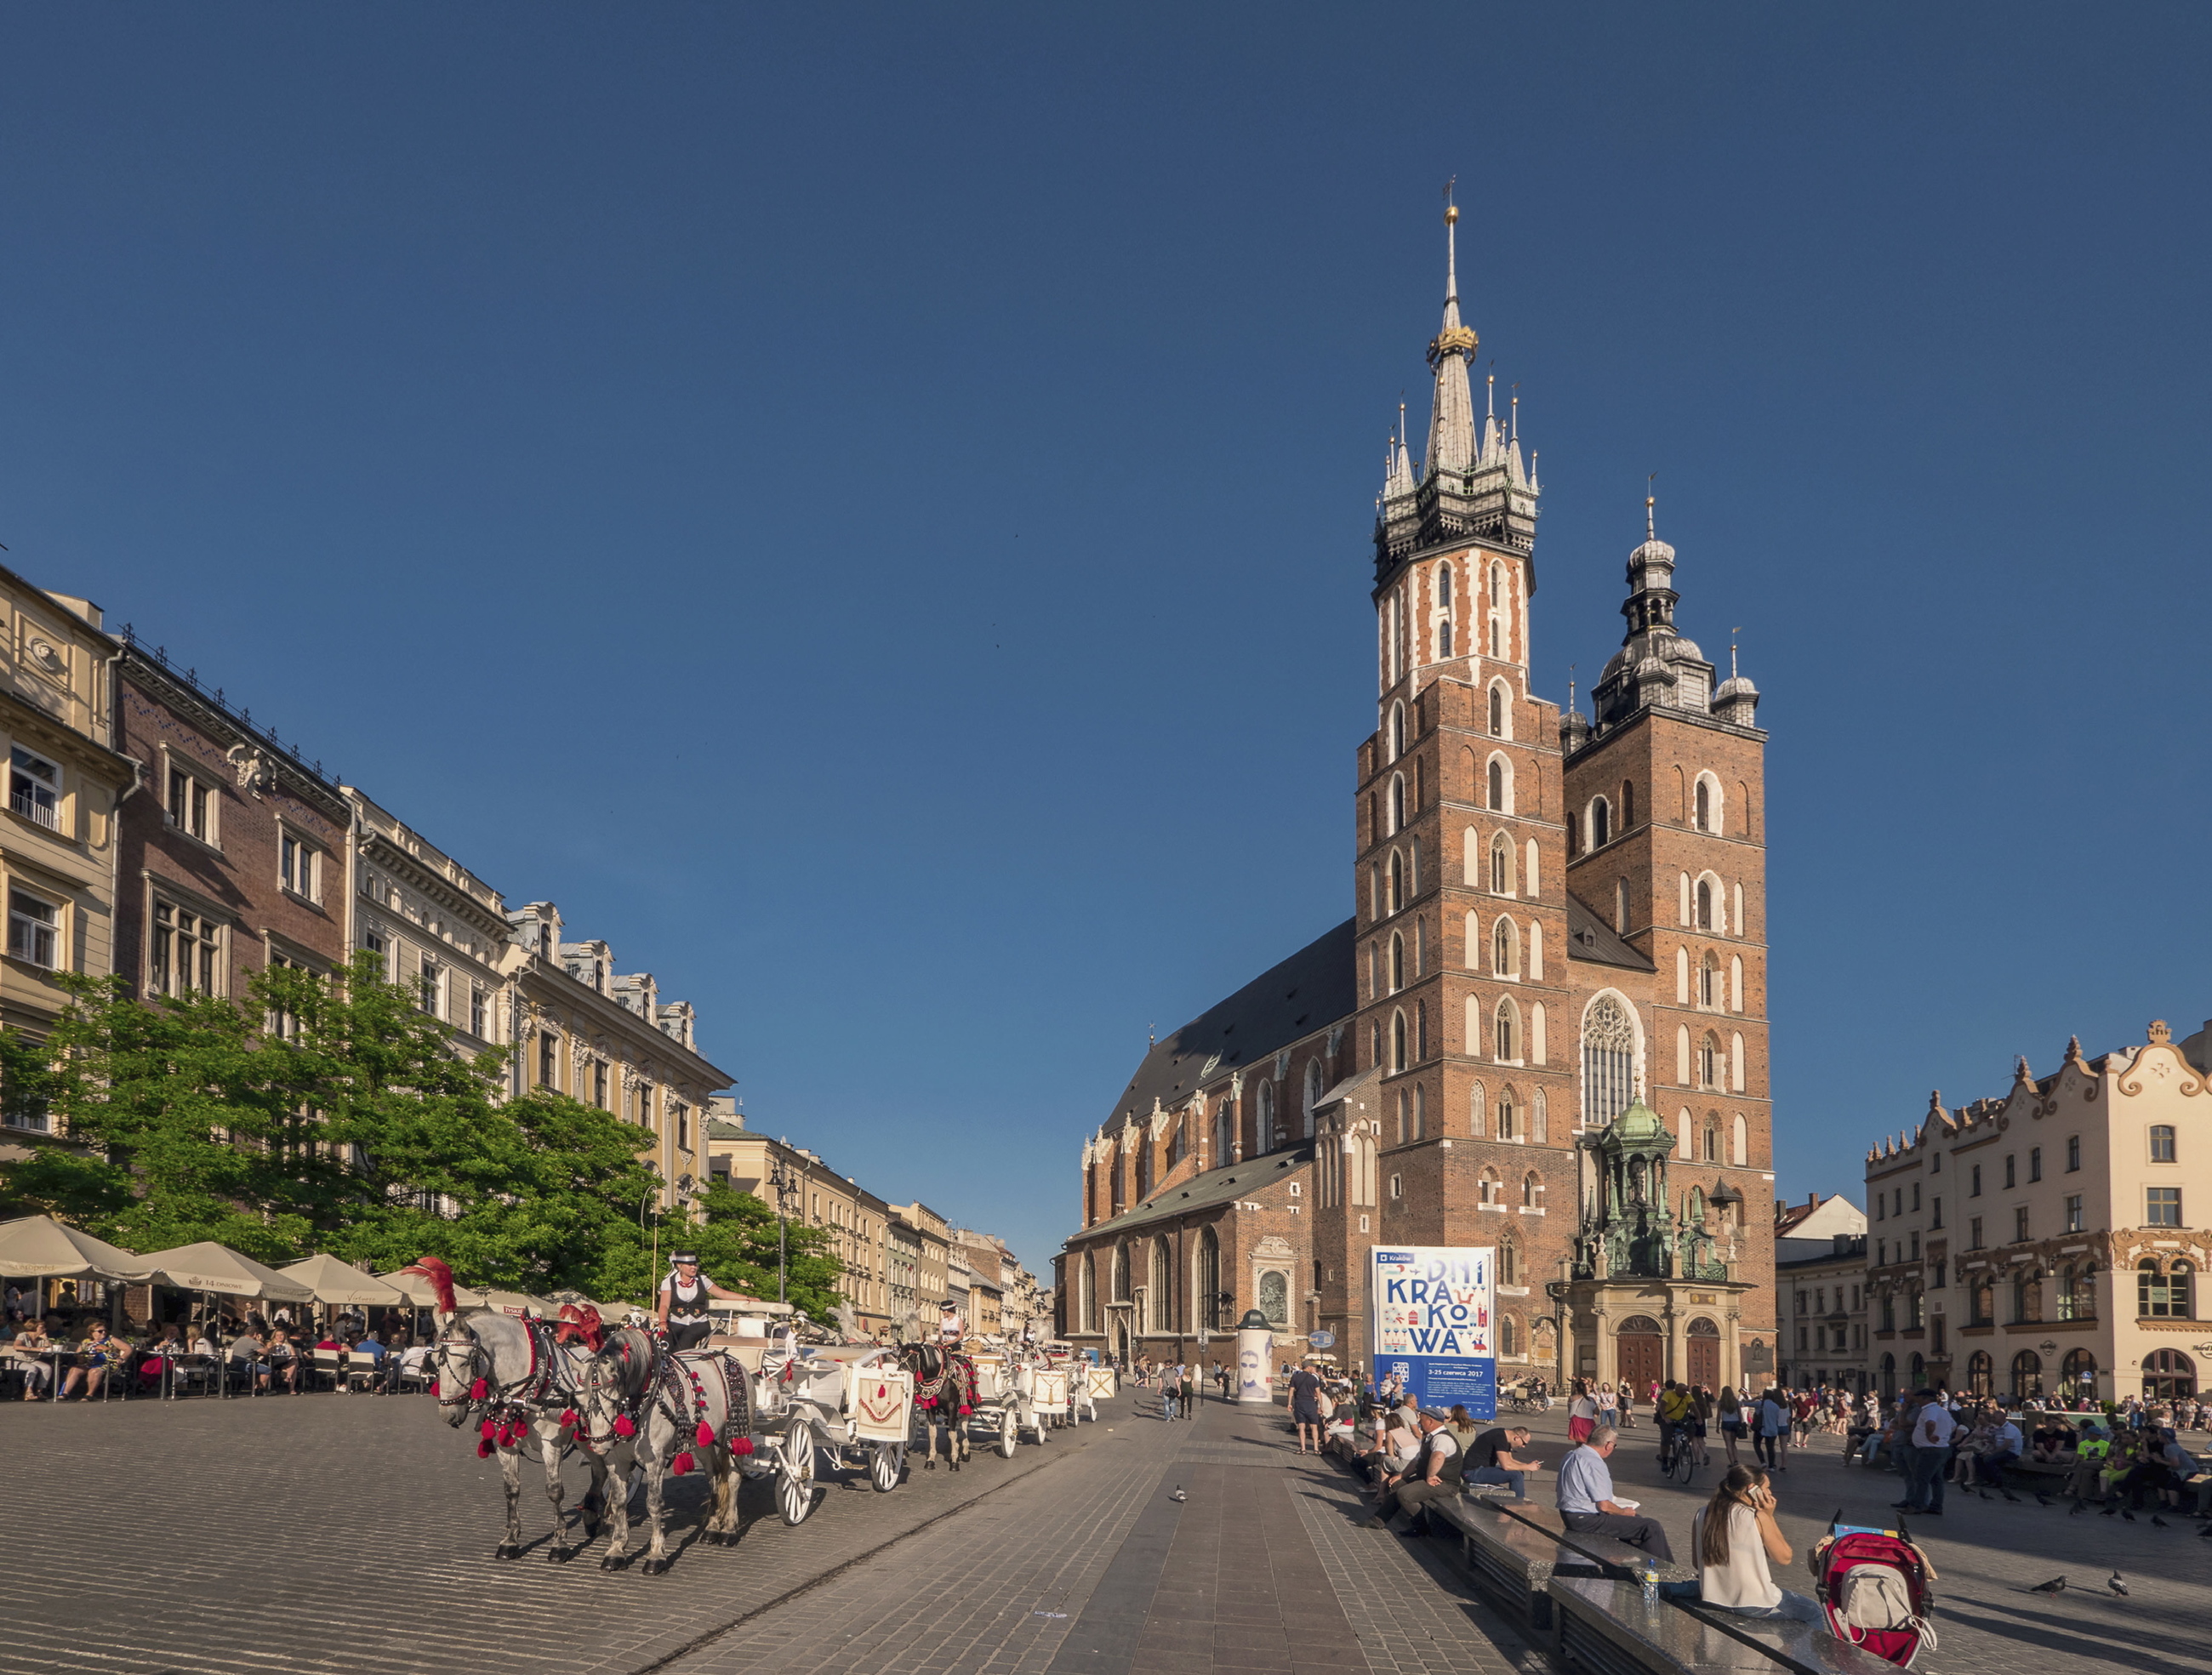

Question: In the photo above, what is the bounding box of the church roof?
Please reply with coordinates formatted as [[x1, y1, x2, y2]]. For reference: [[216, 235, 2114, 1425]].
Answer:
[[1068, 1146, 1314, 1245], [1103, 919, 1356, 1132], [1564, 892, 1656, 971]]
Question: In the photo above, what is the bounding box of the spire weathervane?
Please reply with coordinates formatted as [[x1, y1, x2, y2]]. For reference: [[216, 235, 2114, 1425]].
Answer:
[[1730, 629, 1742, 681], [1427, 177, 1477, 368], [1645, 471, 1657, 541]]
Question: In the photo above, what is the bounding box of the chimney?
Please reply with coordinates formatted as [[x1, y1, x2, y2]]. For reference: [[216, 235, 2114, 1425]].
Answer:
[[1807, 1192, 1818, 1208]]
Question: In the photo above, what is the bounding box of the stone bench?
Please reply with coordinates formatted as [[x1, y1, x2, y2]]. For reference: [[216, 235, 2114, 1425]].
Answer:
[[1433, 1496, 1611, 1630], [1548, 1576, 1898, 1675], [1480, 1495, 1693, 1585]]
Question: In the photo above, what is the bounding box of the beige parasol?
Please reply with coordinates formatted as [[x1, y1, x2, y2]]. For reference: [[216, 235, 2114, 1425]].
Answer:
[[135, 1241, 316, 1304], [277, 1254, 410, 1309], [0, 1215, 148, 1282]]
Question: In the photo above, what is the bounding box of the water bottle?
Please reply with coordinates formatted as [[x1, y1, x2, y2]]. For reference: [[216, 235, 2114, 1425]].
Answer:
[[1640, 1559, 1660, 1606]]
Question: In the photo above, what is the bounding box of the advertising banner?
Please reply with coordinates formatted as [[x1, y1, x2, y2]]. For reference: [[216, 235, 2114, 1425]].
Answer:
[[1368, 1245, 1497, 1419]]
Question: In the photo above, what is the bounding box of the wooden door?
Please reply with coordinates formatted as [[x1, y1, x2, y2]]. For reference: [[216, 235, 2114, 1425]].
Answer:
[[1616, 1330, 1663, 1393], [1687, 1330, 1719, 1390]]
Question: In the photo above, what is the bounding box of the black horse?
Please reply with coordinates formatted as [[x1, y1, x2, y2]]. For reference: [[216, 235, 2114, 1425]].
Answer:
[[900, 1342, 976, 1471]]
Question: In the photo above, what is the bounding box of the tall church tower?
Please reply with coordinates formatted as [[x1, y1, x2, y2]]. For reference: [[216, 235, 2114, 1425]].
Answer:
[[1556, 499, 1775, 1390], [1315, 196, 1580, 1359]]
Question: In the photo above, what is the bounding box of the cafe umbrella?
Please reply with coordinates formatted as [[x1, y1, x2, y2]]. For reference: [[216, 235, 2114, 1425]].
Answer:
[[0, 1215, 149, 1409], [135, 1241, 317, 1399]]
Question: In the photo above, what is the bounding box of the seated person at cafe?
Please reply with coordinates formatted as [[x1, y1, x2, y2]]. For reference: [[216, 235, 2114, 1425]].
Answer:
[[265, 1327, 300, 1393], [1556, 1425, 1674, 1563], [9, 1318, 54, 1399], [1966, 1409, 2025, 1487], [58, 1321, 120, 1401], [229, 1330, 271, 1393]]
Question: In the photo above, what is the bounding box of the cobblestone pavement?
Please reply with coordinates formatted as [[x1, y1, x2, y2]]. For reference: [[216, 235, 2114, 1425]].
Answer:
[[20, 1382, 2205, 1675], [1506, 1405, 2212, 1675]]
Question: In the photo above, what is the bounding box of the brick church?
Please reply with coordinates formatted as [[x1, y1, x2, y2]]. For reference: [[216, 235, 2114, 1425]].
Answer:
[[1054, 206, 1778, 1398]]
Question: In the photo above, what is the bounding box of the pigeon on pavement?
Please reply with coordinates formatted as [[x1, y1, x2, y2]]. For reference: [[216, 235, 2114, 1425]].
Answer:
[[2108, 1572, 2129, 1597], [2152, 1514, 2169, 1528], [1169, 1485, 1186, 1502], [2027, 1576, 2067, 1594]]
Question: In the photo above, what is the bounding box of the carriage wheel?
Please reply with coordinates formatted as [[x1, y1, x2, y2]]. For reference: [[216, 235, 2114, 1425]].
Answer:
[[1035, 1410, 1049, 1444], [999, 1410, 1017, 1458], [869, 1441, 904, 1493], [778, 1417, 819, 1525]]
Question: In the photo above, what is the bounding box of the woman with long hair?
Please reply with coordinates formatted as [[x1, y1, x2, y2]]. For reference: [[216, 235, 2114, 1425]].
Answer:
[[1688, 1464, 1801, 1615], [1717, 1386, 1744, 1466], [1568, 1381, 1599, 1445]]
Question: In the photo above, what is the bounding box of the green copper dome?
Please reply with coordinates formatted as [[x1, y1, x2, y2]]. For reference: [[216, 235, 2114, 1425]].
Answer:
[[1600, 1100, 1669, 1148]]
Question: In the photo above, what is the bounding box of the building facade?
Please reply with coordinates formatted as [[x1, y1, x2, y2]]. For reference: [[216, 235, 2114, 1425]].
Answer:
[[345, 789, 510, 1062], [0, 579, 132, 1152], [114, 639, 350, 1029], [1862, 1020, 2209, 1403], [1059, 208, 1780, 1388], [505, 901, 728, 1213]]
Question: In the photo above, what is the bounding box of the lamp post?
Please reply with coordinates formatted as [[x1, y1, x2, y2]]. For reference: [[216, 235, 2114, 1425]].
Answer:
[[767, 1152, 798, 1305]]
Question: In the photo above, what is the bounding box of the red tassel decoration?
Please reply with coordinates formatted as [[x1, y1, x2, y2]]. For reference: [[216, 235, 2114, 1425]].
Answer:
[[731, 1438, 755, 1456], [671, 1450, 696, 1476], [559, 1409, 578, 1429], [696, 1421, 715, 1448], [469, 1377, 488, 1401], [613, 1414, 636, 1439], [481, 1418, 498, 1440], [476, 1440, 493, 1459], [959, 1404, 972, 1416]]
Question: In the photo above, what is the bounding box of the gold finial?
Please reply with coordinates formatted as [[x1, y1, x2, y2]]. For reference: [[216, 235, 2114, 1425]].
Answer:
[[1444, 174, 1458, 225]]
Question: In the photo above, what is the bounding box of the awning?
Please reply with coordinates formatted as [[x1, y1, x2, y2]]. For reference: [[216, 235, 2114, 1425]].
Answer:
[[135, 1241, 316, 1303], [0, 1215, 148, 1283], [277, 1254, 409, 1308], [374, 1268, 492, 1310]]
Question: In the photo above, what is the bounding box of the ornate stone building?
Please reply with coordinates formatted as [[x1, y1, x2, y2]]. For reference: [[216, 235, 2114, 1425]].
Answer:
[[1058, 206, 1779, 1387], [1861, 1020, 2209, 1403]]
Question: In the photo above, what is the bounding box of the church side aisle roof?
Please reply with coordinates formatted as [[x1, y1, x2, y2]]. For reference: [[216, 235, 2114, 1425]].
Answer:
[[1564, 892, 1656, 972], [1072, 1145, 1315, 1244], [1105, 918, 1356, 1131]]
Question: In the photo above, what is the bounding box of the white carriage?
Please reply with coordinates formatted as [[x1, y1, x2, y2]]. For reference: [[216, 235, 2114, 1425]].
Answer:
[[962, 1346, 1048, 1456], [707, 1308, 912, 1524]]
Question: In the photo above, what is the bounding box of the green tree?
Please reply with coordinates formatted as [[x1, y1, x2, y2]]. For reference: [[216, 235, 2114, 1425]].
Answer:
[[0, 955, 671, 1295]]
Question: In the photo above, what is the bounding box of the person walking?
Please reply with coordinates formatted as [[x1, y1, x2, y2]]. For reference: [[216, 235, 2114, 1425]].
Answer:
[[1288, 1360, 1324, 1454], [1161, 1361, 1183, 1421]]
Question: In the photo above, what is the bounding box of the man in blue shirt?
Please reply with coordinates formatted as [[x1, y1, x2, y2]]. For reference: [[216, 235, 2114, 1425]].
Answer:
[[1556, 1426, 1674, 1562]]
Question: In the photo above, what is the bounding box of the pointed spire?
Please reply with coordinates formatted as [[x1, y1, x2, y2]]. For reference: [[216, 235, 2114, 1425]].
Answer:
[[1424, 182, 1477, 478]]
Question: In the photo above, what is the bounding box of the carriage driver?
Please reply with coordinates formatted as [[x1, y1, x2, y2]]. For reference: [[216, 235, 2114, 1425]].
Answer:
[[937, 1301, 966, 1346], [656, 1252, 755, 1353]]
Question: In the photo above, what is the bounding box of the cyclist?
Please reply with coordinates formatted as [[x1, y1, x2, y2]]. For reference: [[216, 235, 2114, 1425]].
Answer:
[[1657, 1379, 1696, 1472]]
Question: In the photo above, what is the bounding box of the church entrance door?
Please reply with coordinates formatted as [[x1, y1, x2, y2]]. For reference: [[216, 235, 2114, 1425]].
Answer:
[[1686, 1319, 1719, 1389], [1616, 1317, 1664, 1392]]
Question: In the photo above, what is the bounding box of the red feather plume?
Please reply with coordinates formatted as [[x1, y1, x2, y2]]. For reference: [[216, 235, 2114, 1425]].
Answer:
[[401, 1256, 459, 1316]]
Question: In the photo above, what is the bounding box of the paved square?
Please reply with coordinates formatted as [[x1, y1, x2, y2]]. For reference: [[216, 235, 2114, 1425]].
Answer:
[[9, 1385, 2207, 1675]]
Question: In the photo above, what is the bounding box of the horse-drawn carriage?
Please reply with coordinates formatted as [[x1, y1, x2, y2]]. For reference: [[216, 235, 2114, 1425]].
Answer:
[[964, 1345, 1046, 1456]]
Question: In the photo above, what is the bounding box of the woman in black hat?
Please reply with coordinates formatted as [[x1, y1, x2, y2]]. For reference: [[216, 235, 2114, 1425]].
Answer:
[[654, 1252, 756, 1353]]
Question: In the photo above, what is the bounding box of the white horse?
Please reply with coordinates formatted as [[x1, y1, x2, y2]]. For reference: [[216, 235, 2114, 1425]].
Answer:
[[579, 1330, 762, 1574], [405, 1259, 615, 1563]]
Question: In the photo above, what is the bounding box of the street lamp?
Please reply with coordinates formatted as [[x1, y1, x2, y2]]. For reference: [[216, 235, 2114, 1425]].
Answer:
[[767, 1152, 799, 1305]]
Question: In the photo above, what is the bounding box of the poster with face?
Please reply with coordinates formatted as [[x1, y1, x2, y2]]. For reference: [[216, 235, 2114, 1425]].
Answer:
[[1368, 1245, 1497, 1418]]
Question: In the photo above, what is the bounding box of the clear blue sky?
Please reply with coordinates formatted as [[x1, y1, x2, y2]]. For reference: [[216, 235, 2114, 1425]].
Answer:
[[4, 7, 2206, 1273]]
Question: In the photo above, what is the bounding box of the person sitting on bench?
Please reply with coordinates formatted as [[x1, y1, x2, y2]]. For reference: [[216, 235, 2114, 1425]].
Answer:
[[1557, 1424, 1673, 1563]]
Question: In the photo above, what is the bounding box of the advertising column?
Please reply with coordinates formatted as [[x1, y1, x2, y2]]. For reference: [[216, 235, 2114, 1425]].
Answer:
[[1234, 1308, 1275, 1405], [1368, 1246, 1497, 1419]]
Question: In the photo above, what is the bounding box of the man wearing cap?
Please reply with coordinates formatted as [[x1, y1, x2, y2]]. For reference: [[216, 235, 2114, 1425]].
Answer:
[[937, 1301, 967, 1345], [1359, 1408, 1464, 1532], [655, 1253, 755, 1354]]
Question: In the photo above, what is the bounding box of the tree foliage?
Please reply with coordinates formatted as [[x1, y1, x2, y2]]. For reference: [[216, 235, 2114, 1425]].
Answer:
[[0, 955, 800, 1302]]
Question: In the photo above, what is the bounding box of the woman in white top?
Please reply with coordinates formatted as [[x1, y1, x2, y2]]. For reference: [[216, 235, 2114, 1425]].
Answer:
[[1690, 1465, 1804, 1615], [1568, 1382, 1599, 1444]]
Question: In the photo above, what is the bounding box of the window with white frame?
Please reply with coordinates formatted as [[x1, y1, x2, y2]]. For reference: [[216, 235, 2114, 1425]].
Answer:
[[279, 831, 318, 900], [470, 983, 487, 1038], [362, 927, 387, 981], [9, 748, 60, 830], [148, 899, 218, 994], [166, 762, 214, 843], [9, 889, 59, 970], [417, 958, 442, 1018]]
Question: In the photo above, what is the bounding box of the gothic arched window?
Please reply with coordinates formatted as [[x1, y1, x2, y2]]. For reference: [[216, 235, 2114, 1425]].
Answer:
[[1303, 1060, 1323, 1138], [1387, 850, 1403, 914], [1389, 932, 1405, 993], [1438, 618, 1454, 658], [1589, 796, 1611, 850], [1487, 758, 1504, 812], [1391, 1011, 1408, 1074], [1581, 995, 1637, 1127], [1389, 703, 1405, 761], [1490, 832, 1513, 895], [1495, 1000, 1518, 1062], [1694, 778, 1711, 831], [1390, 774, 1405, 833], [1488, 685, 1503, 736], [1257, 1080, 1275, 1151], [1493, 917, 1517, 977]]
